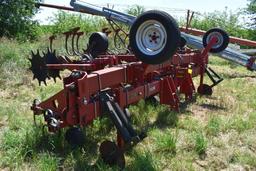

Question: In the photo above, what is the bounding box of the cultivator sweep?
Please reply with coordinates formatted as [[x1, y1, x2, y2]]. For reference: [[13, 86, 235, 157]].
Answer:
[[28, 0, 255, 168]]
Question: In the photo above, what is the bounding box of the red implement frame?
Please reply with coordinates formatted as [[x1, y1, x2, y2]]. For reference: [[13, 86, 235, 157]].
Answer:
[[31, 38, 216, 147]]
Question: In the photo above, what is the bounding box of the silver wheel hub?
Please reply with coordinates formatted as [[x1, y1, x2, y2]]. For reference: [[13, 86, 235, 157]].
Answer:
[[206, 32, 223, 49], [135, 20, 167, 56]]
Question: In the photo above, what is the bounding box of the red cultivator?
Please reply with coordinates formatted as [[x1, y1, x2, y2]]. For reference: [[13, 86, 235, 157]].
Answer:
[[30, 1, 230, 168]]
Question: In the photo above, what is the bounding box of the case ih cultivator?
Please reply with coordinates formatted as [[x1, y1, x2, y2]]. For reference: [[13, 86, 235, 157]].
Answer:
[[29, 0, 240, 168]]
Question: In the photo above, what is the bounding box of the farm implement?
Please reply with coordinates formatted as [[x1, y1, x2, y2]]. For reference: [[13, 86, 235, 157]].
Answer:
[[29, 0, 255, 168]]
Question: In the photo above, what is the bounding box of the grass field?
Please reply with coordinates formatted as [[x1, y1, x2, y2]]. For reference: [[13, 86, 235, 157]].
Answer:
[[0, 38, 256, 170]]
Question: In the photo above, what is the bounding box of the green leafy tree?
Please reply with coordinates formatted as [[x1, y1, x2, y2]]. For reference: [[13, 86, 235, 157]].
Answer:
[[188, 9, 251, 39], [48, 11, 107, 34], [247, 0, 256, 27], [126, 5, 145, 16], [0, 0, 40, 40]]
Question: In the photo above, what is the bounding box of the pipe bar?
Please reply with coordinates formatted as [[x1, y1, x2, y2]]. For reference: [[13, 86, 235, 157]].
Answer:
[[180, 27, 256, 48]]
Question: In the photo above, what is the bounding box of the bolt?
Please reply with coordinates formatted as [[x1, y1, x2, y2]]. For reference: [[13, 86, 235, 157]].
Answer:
[[82, 97, 88, 105], [71, 71, 82, 78], [33, 99, 41, 106], [69, 84, 76, 91]]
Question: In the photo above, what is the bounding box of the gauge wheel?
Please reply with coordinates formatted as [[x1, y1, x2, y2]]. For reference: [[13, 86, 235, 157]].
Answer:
[[203, 28, 229, 53], [88, 32, 109, 57]]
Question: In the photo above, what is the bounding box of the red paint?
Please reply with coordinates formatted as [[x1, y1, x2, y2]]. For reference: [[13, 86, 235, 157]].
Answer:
[[31, 44, 215, 142]]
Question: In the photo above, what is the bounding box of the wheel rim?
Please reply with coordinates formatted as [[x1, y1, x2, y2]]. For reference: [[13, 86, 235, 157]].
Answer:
[[206, 32, 224, 49], [135, 20, 167, 56]]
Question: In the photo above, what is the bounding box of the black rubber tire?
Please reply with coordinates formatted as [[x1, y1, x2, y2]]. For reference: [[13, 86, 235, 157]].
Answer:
[[203, 28, 229, 53], [88, 32, 109, 57], [129, 10, 181, 65]]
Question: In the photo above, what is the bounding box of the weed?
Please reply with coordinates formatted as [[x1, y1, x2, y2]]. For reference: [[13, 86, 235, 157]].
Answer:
[[230, 151, 256, 167], [128, 151, 158, 171], [224, 112, 256, 133], [35, 153, 60, 171], [155, 108, 178, 128], [177, 116, 202, 132], [0, 39, 256, 170], [129, 100, 148, 127], [194, 132, 208, 155], [168, 157, 195, 171], [206, 116, 221, 136], [155, 130, 178, 155]]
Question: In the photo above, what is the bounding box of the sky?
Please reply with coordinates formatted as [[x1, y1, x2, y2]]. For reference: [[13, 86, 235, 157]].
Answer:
[[35, 0, 248, 24]]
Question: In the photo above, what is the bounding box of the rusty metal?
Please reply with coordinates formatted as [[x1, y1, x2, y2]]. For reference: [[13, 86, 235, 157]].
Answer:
[[185, 10, 195, 32], [36, 3, 78, 13]]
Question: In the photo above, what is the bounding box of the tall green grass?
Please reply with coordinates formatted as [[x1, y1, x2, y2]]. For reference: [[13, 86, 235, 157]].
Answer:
[[0, 37, 256, 170]]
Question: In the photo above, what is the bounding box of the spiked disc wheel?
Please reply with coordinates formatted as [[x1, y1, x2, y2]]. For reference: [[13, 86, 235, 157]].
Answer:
[[29, 50, 49, 86], [29, 48, 61, 85], [44, 48, 61, 82]]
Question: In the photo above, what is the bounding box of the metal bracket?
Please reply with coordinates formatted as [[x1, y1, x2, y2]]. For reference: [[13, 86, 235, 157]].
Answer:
[[99, 92, 146, 146], [247, 56, 256, 71], [205, 67, 223, 88]]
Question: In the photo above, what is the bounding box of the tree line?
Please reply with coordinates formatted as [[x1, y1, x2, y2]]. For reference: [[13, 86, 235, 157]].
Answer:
[[0, 0, 255, 42]]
